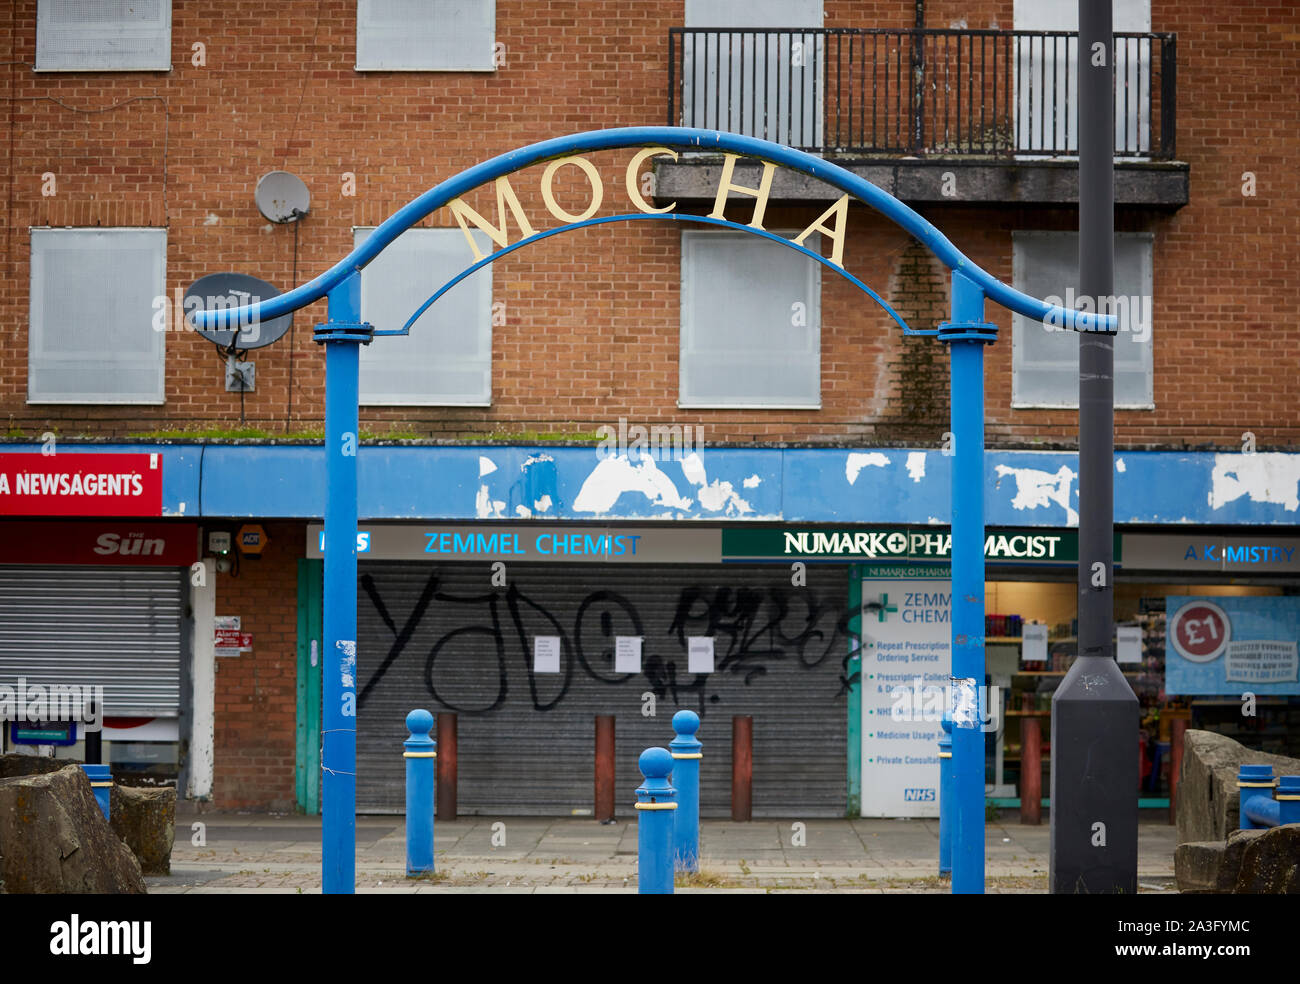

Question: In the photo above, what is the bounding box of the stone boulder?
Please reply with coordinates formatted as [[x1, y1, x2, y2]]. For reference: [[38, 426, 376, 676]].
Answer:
[[1234, 824, 1300, 894], [1176, 730, 1300, 844], [0, 765, 146, 893], [0, 753, 77, 779], [111, 784, 175, 875], [1174, 829, 1265, 893]]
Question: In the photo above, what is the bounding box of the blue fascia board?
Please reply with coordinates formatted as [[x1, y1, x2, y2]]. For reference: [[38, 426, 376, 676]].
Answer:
[[4, 444, 1298, 527]]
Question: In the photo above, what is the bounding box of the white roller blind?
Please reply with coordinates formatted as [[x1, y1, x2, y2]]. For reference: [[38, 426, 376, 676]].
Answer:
[[36, 0, 171, 72], [356, 0, 495, 71], [1011, 231, 1154, 409], [355, 227, 493, 406], [680, 230, 821, 408], [29, 228, 166, 405]]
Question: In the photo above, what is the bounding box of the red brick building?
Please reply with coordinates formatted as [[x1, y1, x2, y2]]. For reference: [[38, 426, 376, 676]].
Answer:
[[0, 2, 1296, 817]]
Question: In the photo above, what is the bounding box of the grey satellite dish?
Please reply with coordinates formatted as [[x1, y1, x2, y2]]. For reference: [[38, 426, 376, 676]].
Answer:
[[255, 170, 310, 223], [184, 273, 293, 350]]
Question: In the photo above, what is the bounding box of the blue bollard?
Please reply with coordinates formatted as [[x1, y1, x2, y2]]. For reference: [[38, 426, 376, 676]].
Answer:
[[670, 710, 702, 873], [404, 709, 437, 876], [80, 763, 112, 821], [1276, 776, 1300, 826], [635, 747, 677, 894], [938, 714, 953, 877], [1238, 764, 1275, 830]]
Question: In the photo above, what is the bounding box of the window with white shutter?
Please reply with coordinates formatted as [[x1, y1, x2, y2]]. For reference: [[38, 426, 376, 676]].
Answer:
[[28, 228, 166, 404], [1011, 230, 1155, 409], [36, 0, 171, 72], [355, 227, 493, 406], [356, 0, 496, 72], [680, 230, 821, 408]]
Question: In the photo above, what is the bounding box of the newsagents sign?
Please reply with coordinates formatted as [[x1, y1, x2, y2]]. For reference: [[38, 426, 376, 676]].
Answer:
[[308, 523, 1103, 565], [722, 528, 1118, 565]]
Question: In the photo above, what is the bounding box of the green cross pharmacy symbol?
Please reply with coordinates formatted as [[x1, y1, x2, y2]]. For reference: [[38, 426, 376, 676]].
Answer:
[[874, 594, 899, 622]]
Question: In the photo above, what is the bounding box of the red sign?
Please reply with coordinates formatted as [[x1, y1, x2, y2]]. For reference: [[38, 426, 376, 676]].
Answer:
[[1170, 600, 1232, 663], [214, 629, 253, 649], [0, 453, 163, 516], [0, 521, 198, 566]]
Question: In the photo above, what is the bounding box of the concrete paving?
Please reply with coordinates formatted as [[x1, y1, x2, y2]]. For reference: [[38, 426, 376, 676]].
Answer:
[[150, 807, 1180, 894]]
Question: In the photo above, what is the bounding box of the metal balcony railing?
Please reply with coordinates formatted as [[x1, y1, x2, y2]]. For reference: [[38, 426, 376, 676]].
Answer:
[[668, 28, 1176, 159]]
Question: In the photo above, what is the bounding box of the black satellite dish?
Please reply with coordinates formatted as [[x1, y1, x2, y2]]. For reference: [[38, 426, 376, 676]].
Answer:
[[184, 273, 293, 352]]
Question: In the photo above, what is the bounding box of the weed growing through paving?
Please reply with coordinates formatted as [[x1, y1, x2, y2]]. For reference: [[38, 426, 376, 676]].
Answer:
[[675, 868, 736, 889]]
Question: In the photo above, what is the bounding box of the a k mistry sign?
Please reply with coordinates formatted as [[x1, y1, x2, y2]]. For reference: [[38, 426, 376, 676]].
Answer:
[[308, 524, 1115, 565]]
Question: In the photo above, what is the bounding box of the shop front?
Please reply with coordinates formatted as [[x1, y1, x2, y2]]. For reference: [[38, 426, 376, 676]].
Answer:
[[306, 523, 853, 817], [0, 518, 199, 785]]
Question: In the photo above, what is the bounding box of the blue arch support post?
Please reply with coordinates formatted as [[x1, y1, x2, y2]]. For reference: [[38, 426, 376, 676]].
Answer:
[[316, 271, 372, 895], [938, 270, 996, 894]]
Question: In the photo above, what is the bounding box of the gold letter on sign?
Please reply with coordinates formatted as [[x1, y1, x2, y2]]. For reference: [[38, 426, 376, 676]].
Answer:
[[625, 147, 677, 214], [540, 156, 604, 223], [792, 194, 850, 268], [448, 176, 538, 261], [708, 154, 776, 230]]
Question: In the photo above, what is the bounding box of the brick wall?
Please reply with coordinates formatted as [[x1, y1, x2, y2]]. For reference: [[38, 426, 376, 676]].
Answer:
[[0, 1, 1294, 450], [209, 521, 301, 811]]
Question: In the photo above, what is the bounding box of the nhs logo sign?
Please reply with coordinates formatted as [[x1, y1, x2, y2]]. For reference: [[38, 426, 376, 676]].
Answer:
[[318, 531, 371, 553], [903, 788, 936, 802]]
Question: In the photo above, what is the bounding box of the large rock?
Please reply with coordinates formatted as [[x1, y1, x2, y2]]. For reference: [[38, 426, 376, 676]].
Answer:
[[1176, 730, 1300, 844], [111, 785, 175, 875], [0, 765, 146, 893], [0, 753, 77, 779], [1174, 829, 1265, 893], [1233, 823, 1300, 894]]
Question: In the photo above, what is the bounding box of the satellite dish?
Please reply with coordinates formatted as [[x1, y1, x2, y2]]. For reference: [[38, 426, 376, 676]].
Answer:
[[255, 171, 310, 223], [184, 273, 293, 351]]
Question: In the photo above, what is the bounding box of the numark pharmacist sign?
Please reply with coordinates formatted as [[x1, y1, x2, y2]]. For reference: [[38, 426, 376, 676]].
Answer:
[[309, 524, 1101, 565]]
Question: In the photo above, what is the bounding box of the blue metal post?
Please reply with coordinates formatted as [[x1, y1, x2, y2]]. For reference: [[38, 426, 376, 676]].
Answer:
[[670, 710, 702, 873], [941, 270, 994, 895], [938, 714, 953, 877], [1277, 776, 1300, 826], [404, 709, 437, 875], [316, 271, 371, 895], [80, 764, 112, 821], [635, 747, 677, 894], [1238, 764, 1275, 830]]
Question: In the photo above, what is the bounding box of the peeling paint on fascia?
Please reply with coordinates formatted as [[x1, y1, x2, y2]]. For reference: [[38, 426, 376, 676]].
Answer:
[[905, 451, 927, 483], [478, 455, 498, 477], [1115, 457, 1126, 473], [846, 452, 890, 485], [743, 474, 761, 488], [515, 504, 531, 518], [994, 463, 1079, 526], [522, 453, 555, 469], [534, 494, 553, 513], [573, 456, 693, 513], [1209, 452, 1300, 512]]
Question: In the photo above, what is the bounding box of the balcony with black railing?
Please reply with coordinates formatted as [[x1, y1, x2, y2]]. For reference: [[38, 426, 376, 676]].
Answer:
[[661, 27, 1187, 208]]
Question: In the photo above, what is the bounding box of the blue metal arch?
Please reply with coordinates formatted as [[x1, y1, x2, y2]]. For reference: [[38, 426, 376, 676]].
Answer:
[[192, 126, 1115, 333], [389, 211, 913, 338]]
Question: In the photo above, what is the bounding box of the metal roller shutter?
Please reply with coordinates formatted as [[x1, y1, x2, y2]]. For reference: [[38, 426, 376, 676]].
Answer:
[[355, 561, 850, 816], [0, 565, 185, 717]]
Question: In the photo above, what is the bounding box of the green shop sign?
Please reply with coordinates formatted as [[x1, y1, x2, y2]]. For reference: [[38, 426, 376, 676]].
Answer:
[[722, 527, 1121, 565]]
